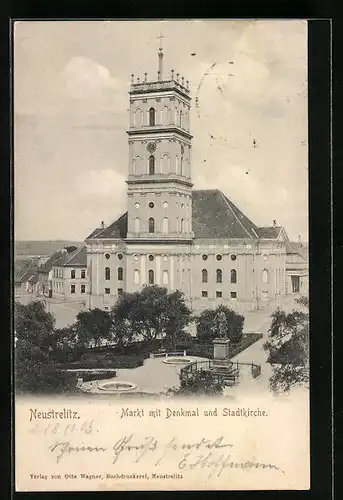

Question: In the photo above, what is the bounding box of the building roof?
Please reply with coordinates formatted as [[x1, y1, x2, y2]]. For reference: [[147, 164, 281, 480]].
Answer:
[[285, 241, 308, 260], [51, 246, 87, 268], [85, 189, 287, 242], [192, 189, 258, 239], [14, 259, 39, 284], [85, 213, 128, 240], [39, 250, 66, 273]]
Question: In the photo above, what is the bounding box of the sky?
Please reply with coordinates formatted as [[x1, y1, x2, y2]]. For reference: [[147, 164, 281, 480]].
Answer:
[[14, 20, 308, 242]]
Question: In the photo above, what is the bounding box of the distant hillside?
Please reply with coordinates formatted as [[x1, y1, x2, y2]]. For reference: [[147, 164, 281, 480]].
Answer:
[[15, 240, 83, 257]]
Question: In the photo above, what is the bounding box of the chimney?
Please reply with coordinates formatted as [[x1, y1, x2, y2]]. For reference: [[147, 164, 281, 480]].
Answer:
[[273, 220, 277, 227], [100, 221, 105, 229], [298, 234, 302, 246]]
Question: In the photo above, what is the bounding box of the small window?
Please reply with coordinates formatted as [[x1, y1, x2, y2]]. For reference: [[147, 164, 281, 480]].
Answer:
[[118, 254, 123, 260], [134, 254, 139, 261], [148, 269, 154, 284], [262, 269, 269, 284], [202, 269, 208, 283], [216, 269, 223, 283], [118, 267, 123, 281], [148, 254, 154, 261], [201, 290, 208, 298], [149, 217, 155, 233], [70, 284, 76, 294], [148, 202, 155, 208], [118, 288, 123, 295], [231, 291, 237, 299], [71, 269, 75, 279], [105, 253, 110, 260], [216, 291, 223, 298], [149, 155, 155, 175], [81, 284, 86, 294], [105, 288, 110, 294], [105, 267, 111, 280], [149, 107, 155, 126], [230, 254, 237, 261], [134, 202, 140, 209], [202, 254, 208, 261], [163, 201, 168, 208], [81, 269, 86, 279], [230, 269, 237, 284], [216, 254, 222, 261]]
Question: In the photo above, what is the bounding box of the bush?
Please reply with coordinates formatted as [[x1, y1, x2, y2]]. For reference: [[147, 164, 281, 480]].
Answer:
[[74, 370, 116, 382], [57, 353, 147, 370]]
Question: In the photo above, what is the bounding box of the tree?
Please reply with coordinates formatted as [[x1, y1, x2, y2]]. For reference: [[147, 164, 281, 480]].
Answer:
[[64, 245, 78, 253], [196, 305, 244, 344], [264, 296, 309, 394], [15, 300, 55, 348], [110, 286, 192, 345], [14, 301, 75, 393], [74, 308, 113, 347]]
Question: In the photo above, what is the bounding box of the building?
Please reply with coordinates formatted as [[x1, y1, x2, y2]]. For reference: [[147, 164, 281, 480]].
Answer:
[[14, 259, 39, 297], [85, 47, 308, 313], [285, 240, 308, 295], [50, 246, 88, 301], [37, 246, 87, 300]]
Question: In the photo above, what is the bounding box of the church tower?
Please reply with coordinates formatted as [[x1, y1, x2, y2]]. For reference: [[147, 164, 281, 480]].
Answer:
[[126, 45, 194, 243]]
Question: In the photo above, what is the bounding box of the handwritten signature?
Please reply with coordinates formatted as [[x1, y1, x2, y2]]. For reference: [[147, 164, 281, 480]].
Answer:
[[48, 434, 284, 478]]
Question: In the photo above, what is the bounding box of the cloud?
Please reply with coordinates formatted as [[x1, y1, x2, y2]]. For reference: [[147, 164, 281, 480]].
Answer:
[[77, 169, 126, 199]]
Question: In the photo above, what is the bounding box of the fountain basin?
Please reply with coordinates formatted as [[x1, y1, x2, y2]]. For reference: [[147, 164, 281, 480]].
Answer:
[[162, 356, 193, 365], [98, 381, 137, 393]]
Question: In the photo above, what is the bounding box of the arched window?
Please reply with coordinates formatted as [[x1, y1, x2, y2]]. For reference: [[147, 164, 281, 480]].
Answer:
[[133, 269, 140, 285], [202, 269, 208, 283], [134, 108, 143, 127], [132, 155, 142, 175], [118, 267, 123, 281], [149, 155, 155, 175], [161, 154, 170, 173], [162, 217, 169, 233], [105, 267, 110, 280], [149, 107, 155, 126], [216, 269, 223, 283], [134, 217, 140, 233], [230, 269, 237, 284], [180, 218, 184, 232], [148, 217, 155, 233], [262, 269, 269, 284], [162, 270, 169, 286], [148, 269, 154, 284], [162, 106, 169, 124], [179, 110, 182, 128]]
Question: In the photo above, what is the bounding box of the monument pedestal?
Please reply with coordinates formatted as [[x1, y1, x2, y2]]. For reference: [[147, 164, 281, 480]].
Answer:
[[213, 338, 230, 361]]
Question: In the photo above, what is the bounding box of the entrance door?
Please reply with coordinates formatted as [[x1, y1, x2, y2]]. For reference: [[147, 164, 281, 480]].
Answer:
[[291, 276, 300, 293]]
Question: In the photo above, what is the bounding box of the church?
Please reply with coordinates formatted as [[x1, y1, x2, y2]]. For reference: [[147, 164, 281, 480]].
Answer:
[[85, 47, 308, 314]]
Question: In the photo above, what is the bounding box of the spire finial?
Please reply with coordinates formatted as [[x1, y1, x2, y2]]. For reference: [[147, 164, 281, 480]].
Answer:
[[131, 74, 134, 83], [157, 32, 164, 80], [171, 69, 174, 80], [144, 72, 147, 82]]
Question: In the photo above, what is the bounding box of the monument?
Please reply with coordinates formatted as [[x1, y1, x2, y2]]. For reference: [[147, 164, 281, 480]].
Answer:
[[213, 310, 230, 361]]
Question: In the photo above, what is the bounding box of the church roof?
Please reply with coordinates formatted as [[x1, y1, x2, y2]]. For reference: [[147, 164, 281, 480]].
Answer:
[[51, 246, 87, 267], [192, 190, 258, 239], [85, 213, 128, 240], [285, 241, 308, 260], [85, 189, 286, 242]]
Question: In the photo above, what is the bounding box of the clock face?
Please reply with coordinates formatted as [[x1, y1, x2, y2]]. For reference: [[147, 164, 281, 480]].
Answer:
[[147, 142, 156, 153]]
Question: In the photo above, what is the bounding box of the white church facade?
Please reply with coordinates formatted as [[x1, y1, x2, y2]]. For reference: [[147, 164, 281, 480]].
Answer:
[[85, 48, 308, 313]]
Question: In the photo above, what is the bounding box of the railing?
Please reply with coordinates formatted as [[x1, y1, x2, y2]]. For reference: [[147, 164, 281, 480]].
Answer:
[[130, 80, 190, 94], [180, 359, 262, 386]]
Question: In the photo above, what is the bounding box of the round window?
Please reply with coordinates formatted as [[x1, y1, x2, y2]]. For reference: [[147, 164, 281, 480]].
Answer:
[[105, 253, 110, 260], [148, 202, 154, 208], [148, 255, 154, 262], [202, 254, 208, 261], [216, 254, 222, 261], [118, 254, 123, 260], [134, 202, 140, 208], [134, 254, 139, 261], [230, 254, 237, 261]]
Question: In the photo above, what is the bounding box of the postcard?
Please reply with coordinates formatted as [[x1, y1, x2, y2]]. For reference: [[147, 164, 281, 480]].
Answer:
[[14, 19, 309, 491]]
